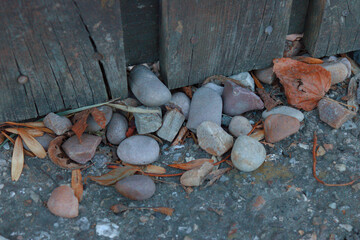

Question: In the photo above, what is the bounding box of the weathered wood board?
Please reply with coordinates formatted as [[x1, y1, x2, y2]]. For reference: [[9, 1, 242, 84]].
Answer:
[[288, 0, 309, 34], [304, 0, 360, 57], [160, 0, 293, 89], [0, 0, 127, 122], [120, 0, 159, 65]]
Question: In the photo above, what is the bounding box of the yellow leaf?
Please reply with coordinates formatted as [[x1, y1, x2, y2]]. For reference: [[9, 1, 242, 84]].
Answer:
[[168, 158, 214, 170], [12, 137, 24, 181], [5, 128, 44, 137], [71, 169, 83, 202], [17, 128, 46, 158]]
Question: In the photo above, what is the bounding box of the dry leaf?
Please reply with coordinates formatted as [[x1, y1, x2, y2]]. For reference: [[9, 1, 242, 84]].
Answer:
[[110, 204, 174, 216], [256, 88, 281, 111], [48, 136, 83, 170], [84, 165, 140, 186], [182, 86, 193, 99], [151, 207, 174, 216], [168, 158, 214, 170], [204, 167, 231, 188], [122, 163, 166, 174], [292, 56, 324, 64], [6, 128, 44, 137], [110, 203, 129, 214], [171, 126, 188, 146], [0, 133, 4, 145], [72, 108, 106, 142], [4, 121, 45, 128], [249, 129, 265, 141], [90, 108, 106, 129], [11, 137, 24, 181], [273, 58, 331, 111], [71, 169, 83, 202], [17, 128, 46, 158]]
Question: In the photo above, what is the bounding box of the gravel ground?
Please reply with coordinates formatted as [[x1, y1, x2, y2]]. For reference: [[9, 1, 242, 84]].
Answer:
[[1, 84, 360, 240]]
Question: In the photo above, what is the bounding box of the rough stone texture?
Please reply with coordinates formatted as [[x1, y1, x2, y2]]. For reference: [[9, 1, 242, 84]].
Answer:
[[321, 58, 351, 85], [253, 67, 275, 85], [157, 110, 185, 142], [203, 83, 224, 96], [106, 113, 128, 145], [228, 116, 253, 137], [134, 106, 162, 134], [264, 114, 300, 143], [47, 185, 78, 218], [129, 65, 171, 107], [229, 72, 255, 91], [222, 80, 264, 116], [197, 121, 233, 156], [117, 135, 159, 165], [86, 106, 113, 132], [231, 135, 266, 172], [23, 134, 54, 151], [115, 175, 156, 201], [262, 106, 304, 122], [318, 98, 356, 129], [165, 92, 191, 119], [43, 113, 72, 135], [186, 87, 222, 132], [180, 162, 214, 187], [62, 134, 102, 164]]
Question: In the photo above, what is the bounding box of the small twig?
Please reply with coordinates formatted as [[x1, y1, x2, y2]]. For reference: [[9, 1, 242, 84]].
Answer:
[[143, 172, 184, 177], [213, 154, 231, 166], [250, 72, 264, 89], [106, 103, 161, 114], [247, 120, 262, 136]]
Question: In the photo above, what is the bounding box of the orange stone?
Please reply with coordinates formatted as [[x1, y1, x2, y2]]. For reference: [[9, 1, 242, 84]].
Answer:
[[264, 114, 300, 143]]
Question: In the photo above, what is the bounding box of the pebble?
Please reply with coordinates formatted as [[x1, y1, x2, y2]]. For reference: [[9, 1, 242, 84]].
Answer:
[[165, 92, 191, 119], [203, 83, 224, 95], [328, 203, 337, 209], [186, 87, 222, 132], [24, 134, 54, 151], [339, 224, 353, 232], [117, 135, 159, 165], [316, 146, 326, 156], [134, 106, 162, 134], [129, 65, 171, 107], [197, 121, 233, 156], [43, 112, 72, 135], [157, 109, 185, 142], [222, 80, 264, 116], [264, 114, 300, 143], [253, 67, 275, 85], [76, 217, 90, 231], [96, 220, 120, 239], [0, 159, 8, 167], [62, 134, 102, 164], [115, 175, 156, 200], [229, 72, 255, 91], [341, 120, 357, 130], [262, 106, 304, 122], [231, 135, 266, 172], [250, 195, 266, 212], [92, 154, 108, 169], [335, 164, 346, 172], [86, 106, 113, 132], [47, 185, 78, 218], [3, 142, 9, 150], [0, 184, 4, 190], [228, 116, 252, 137], [318, 98, 356, 129], [180, 162, 214, 187], [106, 113, 128, 145], [321, 58, 351, 85], [352, 183, 360, 192]]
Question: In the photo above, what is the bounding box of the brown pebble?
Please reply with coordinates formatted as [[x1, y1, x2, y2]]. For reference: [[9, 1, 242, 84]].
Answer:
[[115, 175, 156, 201], [17, 75, 28, 84], [323, 143, 334, 151], [318, 98, 356, 129], [264, 114, 300, 143], [47, 185, 79, 218]]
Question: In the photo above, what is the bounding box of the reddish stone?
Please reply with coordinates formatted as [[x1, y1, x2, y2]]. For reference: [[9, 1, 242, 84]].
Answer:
[[47, 185, 78, 218], [318, 98, 356, 129], [264, 114, 300, 143]]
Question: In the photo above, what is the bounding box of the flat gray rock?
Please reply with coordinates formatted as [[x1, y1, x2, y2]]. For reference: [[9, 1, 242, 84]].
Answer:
[[115, 175, 155, 201], [229, 72, 255, 91], [134, 106, 162, 134], [157, 109, 185, 142], [130, 65, 171, 107], [44, 113, 72, 135], [165, 92, 191, 119], [106, 113, 128, 145], [229, 116, 252, 137], [203, 83, 224, 95], [262, 106, 304, 122], [86, 106, 113, 132], [117, 135, 159, 165]]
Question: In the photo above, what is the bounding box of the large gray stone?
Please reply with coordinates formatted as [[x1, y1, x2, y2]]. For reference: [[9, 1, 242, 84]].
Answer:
[[262, 106, 304, 122], [228, 116, 252, 137], [130, 65, 171, 107], [86, 106, 113, 132], [134, 106, 162, 134], [165, 92, 191, 119], [44, 113, 72, 135], [62, 134, 102, 164], [203, 83, 224, 95], [231, 135, 266, 172], [117, 135, 159, 165], [106, 113, 128, 145], [24, 133, 54, 151], [115, 175, 155, 200], [321, 58, 351, 85], [186, 87, 222, 132], [157, 110, 185, 142]]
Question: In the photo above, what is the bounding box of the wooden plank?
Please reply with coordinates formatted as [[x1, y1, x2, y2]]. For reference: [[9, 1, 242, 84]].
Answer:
[[288, 0, 309, 34], [0, 0, 127, 122], [160, 0, 293, 89], [304, 0, 360, 58], [120, 0, 159, 65]]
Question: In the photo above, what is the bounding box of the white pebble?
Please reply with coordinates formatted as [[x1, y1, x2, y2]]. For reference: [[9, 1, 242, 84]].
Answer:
[[96, 221, 120, 239], [328, 203, 337, 209]]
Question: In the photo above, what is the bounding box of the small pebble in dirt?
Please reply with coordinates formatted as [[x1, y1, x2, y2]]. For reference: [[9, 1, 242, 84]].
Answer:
[[0, 184, 4, 190], [339, 224, 353, 232], [341, 120, 357, 130], [3, 142, 9, 150], [96, 220, 120, 239], [106, 113, 128, 145], [180, 162, 214, 187], [203, 82, 224, 96], [334, 163, 346, 172], [76, 217, 90, 231], [262, 106, 304, 122], [44, 112, 72, 135], [86, 106, 113, 132], [24, 134, 54, 151], [323, 144, 334, 151], [134, 106, 162, 134], [231, 135, 266, 172], [92, 154, 108, 169], [165, 92, 191, 119], [229, 72, 255, 91], [316, 146, 326, 157], [115, 175, 155, 200], [228, 116, 252, 137], [253, 66, 275, 85], [129, 65, 171, 107], [264, 114, 300, 143], [0, 159, 8, 167], [62, 134, 102, 164], [328, 203, 337, 209], [352, 183, 360, 192], [117, 135, 159, 165], [186, 87, 222, 132], [318, 98, 356, 129], [47, 185, 78, 218], [197, 121, 233, 156], [222, 80, 264, 116]]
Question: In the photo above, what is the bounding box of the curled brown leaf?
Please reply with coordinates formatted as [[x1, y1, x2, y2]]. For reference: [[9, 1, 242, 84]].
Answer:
[[84, 165, 140, 186], [48, 136, 83, 170]]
